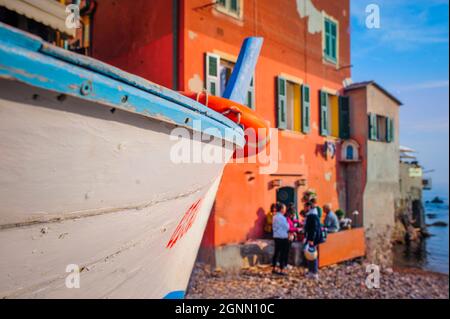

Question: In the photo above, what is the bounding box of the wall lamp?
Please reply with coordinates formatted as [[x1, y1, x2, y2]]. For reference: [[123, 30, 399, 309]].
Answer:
[[295, 179, 307, 187], [269, 179, 282, 188]]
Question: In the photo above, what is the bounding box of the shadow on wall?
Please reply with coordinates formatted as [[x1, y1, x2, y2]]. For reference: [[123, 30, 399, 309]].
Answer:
[[246, 207, 267, 241]]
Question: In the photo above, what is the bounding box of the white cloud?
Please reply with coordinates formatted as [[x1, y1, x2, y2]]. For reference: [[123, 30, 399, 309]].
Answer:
[[396, 80, 449, 91], [351, 0, 449, 52]]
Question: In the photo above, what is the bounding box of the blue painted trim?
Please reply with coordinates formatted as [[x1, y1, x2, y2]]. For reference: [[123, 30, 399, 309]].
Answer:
[[0, 23, 245, 147], [222, 37, 263, 105], [0, 22, 42, 51], [40, 44, 230, 127], [163, 290, 185, 299]]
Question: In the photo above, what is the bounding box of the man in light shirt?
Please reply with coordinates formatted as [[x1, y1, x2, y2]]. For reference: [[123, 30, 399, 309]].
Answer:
[[323, 203, 340, 233], [272, 202, 290, 275]]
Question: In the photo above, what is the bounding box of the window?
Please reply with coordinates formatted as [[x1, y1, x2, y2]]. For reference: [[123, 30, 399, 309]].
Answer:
[[346, 145, 354, 160], [319, 91, 330, 136], [368, 113, 394, 142], [323, 17, 338, 64], [277, 77, 287, 129], [206, 53, 220, 96], [301, 85, 311, 133], [246, 77, 255, 110], [368, 113, 377, 140], [320, 91, 350, 138], [219, 59, 234, 95], [387, 117, 394, 142], [216, 0, 242, 19], [277, 76, 310, 133], [377, 115, 387, 142], [339, 96, 350, 139], [341, 140, 360, 162], [205, 53, 255, 109]]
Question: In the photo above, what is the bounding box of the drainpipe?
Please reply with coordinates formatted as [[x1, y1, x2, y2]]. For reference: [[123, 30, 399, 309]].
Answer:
[[80, 0, 97, 56], [345, 165, 349, 215], [172, 0, 180, 90]]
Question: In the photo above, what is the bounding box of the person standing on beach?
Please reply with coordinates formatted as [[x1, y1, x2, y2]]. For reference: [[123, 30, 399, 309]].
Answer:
[[304, 201, 322, 279], [272, 202, 290, 275], [311, 197, 323, 220], [264, 203, 277, 238]]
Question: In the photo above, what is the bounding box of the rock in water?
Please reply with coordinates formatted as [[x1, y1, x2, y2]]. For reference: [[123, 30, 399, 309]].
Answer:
[[431, 197, 444, 204], [427, 221, 448, 227]]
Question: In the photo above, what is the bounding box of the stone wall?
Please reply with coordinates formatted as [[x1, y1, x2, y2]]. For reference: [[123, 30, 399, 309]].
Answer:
[[393, 162, 426, 244], [196, 239, 305, 271]]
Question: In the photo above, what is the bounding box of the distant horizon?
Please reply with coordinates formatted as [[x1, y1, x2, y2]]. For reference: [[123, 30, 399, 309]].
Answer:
[[424, 182, 450, 197]]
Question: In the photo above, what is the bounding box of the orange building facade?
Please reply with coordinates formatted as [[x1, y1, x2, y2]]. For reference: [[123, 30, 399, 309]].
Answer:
[[92, 0, 352, 251]]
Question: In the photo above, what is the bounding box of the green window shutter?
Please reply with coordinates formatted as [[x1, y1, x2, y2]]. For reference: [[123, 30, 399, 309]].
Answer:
[[277, 77, 287, 129], [330, 22, 337, 61], [368, 113, 377, 140], [339, 96, 350, 139], [385, 117, 391, 142], [230, 0, 239, 13], [324, 18, 337, 63], [391, 118, 395, 142], [206, 53, 220, 96], [389, 118, 395, 142], [324, 19, 331, 58], [301, 85, 311, 133], [245, 76, 255, 109], [320, 90, 329, 136]]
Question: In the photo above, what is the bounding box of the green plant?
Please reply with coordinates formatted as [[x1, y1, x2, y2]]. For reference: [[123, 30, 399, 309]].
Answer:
[[335, 209, 345, 219]]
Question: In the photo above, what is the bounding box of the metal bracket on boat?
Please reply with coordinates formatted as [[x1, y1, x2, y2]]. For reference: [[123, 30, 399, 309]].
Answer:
[[195, 89, 209, 107], [222, 106, 242, 126], [80, 80, 92, 96], [194, 90, 242, 126]]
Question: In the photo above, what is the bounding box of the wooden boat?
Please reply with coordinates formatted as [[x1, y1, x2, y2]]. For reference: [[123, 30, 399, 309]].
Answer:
[[0, 22, 262, 298]]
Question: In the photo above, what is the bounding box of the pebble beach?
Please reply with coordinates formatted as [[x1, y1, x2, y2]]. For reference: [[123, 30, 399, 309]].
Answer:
[[186, 261, 449, 299]]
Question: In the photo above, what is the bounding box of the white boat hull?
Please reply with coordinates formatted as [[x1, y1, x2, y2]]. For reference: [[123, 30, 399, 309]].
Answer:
[[0, 79, 232, 298]]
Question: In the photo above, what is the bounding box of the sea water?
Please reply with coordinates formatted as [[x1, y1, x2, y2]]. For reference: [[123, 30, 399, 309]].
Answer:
[[423, 187, 449, 274], [393, 185, 449, 274]]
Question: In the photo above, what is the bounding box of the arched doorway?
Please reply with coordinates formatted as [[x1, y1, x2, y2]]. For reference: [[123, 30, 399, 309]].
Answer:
[[276, 186, 296, 209]]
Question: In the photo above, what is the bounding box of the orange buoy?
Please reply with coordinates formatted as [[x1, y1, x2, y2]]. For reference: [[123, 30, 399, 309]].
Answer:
[[180, 91, 270, 157]]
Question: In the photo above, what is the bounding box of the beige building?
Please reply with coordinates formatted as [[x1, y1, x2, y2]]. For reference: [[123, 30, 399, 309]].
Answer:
[[342, 81, 401, 266]]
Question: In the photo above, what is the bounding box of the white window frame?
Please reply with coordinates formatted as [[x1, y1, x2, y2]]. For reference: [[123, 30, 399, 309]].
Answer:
[[278, 74, 304, 132], [206, 52, 255, 109], [215, 0, 243, 20]]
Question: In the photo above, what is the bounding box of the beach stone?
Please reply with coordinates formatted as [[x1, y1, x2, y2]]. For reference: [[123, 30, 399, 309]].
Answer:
[[186, 261, 449, 299]]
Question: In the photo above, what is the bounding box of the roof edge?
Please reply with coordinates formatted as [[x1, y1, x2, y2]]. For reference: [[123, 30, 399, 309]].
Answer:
[[344, 81, 403, 106]]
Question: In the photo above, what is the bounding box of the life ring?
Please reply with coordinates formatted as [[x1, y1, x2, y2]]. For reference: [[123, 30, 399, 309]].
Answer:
[[180, 91, 270, 157]]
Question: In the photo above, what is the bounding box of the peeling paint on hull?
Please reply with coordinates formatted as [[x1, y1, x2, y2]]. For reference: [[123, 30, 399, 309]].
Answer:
[[0, 76, 233, 299], [0, 23, 241, 298]]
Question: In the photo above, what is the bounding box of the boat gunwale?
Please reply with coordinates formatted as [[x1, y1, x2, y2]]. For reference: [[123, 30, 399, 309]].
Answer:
[[0, 22, 246, 147]]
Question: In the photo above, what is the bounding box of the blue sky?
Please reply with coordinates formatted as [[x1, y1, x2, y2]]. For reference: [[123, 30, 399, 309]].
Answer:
[[350, 0, 449, 193]]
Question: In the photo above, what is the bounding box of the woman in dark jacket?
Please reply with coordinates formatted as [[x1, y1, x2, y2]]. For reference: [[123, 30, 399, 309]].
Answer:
[[303, 201, 322, 279]]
